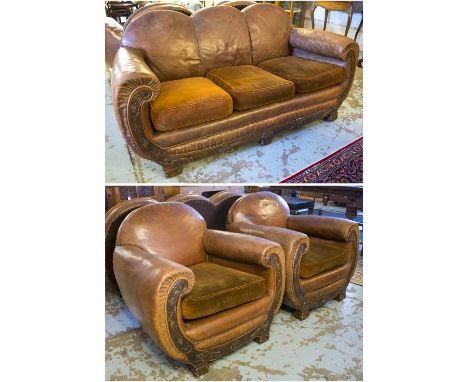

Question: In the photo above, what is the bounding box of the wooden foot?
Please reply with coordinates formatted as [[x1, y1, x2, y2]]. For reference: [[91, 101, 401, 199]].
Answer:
[[163, 163, 182, 178], [253, 333, 270, 344], [292, 309, 310, 321], [190, 363, 209, 377], [258, 136, 273, 146], [324, 110, 338, 121], [334, 289, 346, 302]]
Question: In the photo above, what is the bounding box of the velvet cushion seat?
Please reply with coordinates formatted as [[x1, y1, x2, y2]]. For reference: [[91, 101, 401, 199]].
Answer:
[[207, 65, 295, 110], [299, 241, 348, 279], [258, 56, 345, 93], [149, 77, 233, 132], [181, 261, 266, 320]]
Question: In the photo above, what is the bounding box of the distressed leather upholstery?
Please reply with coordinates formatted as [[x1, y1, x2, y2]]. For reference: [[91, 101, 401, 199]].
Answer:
[[182, 262, 266, 320], [207, 65, 295, 110], [112, 3, 360, 177], [258, 56, 345, 93], [149, 77, 233, 131], [113, 202, 284, 376], [227, 191, 359, 320]]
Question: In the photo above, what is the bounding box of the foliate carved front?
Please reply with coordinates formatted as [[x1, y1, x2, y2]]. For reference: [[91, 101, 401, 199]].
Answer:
[[166, 253, 282, 368]]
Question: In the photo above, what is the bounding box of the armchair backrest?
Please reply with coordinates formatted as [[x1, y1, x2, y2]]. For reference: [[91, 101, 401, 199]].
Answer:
[[220, 1, 256, 11], [166, 194, 217, 230], [120, 4, 291, 81], [117, 202, 207, 267], [105, 197, 159, 285], [209, 191, 243, 230], [227, 191, 290, 228]]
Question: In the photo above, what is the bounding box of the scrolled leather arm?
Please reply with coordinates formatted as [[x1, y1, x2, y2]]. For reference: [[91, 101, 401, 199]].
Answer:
[[227, 222, 309, 260], [287, 215, 359, 242], [113, 244, 194, 362], [203, 229, 284, 268], [289, 27, 360, 62], [112, 46, 160, 106]]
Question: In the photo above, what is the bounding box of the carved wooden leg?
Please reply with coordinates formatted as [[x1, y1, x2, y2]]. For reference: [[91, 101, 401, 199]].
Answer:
[[292, 309, 310, 321], [190, 363, 210, 377], [335, 289, 346, 302], [324, 110, 338, 121], [253, 332, 270, 344], [163, 163, 182, 178], [258, 136, 273, 146]]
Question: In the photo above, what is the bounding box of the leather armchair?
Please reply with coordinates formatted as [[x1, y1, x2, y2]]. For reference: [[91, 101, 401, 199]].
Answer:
[[113, 202, 284, 376], [104, 197, 158, 288], [111, 3, 359, 177], [227, 191, 359, 320]]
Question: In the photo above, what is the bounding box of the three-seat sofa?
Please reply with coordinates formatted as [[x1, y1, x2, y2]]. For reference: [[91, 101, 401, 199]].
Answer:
[[112, 3, 360, 176]]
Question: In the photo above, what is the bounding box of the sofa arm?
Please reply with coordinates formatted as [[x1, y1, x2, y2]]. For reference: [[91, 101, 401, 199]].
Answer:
[[111, 47, 161, 158], [203, 229, 284, 268], [289, 27, 360, 62], [287, 215, 359, 242], [113, 244, 194, 363]]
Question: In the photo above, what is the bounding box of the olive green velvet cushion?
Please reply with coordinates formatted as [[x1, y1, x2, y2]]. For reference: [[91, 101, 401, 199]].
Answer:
[[181, 261, 266, 320], [300, 241, 348, 278]]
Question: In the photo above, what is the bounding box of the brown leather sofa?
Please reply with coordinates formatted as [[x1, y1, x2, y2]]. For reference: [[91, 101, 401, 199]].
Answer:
[[105, 17, 123, 69], [105, 197, 159, 287], [112, 3, 360, 177], [167, 191, 243, 230], [227, 191, 359, 320], [113, 202, 285, 376]]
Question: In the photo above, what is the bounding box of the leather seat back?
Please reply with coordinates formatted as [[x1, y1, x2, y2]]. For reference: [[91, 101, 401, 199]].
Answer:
[[105, 198, 159, 285], [166, 194, 217, 230], [227, 191, 290, 228], [209, 191, 243, 230], [121, 10, 204, 81], [117, 202, 207, 267], [242, 3, 292, 65], [192, 6, 252, 72]]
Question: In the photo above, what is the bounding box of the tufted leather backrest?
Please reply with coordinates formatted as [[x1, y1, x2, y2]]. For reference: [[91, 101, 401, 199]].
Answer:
[[105, 197, 159, 285], [117, 202, 207, 267], [192, 6, 252, 72], [166, 194, 217, 229], [122, 10, 203, 81], [227, 191, 290, 228], [242, 3, 291, 65]]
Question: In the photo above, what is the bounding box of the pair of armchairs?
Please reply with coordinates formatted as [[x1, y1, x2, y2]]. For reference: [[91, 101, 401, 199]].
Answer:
[[108, 191, 359, 376]]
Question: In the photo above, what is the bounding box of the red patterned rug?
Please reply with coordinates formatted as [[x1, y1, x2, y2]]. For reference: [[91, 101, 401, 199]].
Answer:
[[281, 137, 363, 183]]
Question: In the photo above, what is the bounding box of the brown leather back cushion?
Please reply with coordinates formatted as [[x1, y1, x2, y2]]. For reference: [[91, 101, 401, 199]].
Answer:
[[192, 6, 252, 72], [120, 4, 290, 80], [122, 10, 203, 81], [117, 202, 207, 267], [227, 191, 290, 228], [243, 3, 291, 65]]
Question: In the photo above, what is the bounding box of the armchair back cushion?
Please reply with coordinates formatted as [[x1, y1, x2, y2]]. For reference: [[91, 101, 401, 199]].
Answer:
[[119, 4, 291, 81], [228, 191, 290, 228], [117, 202, 207, 267]]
